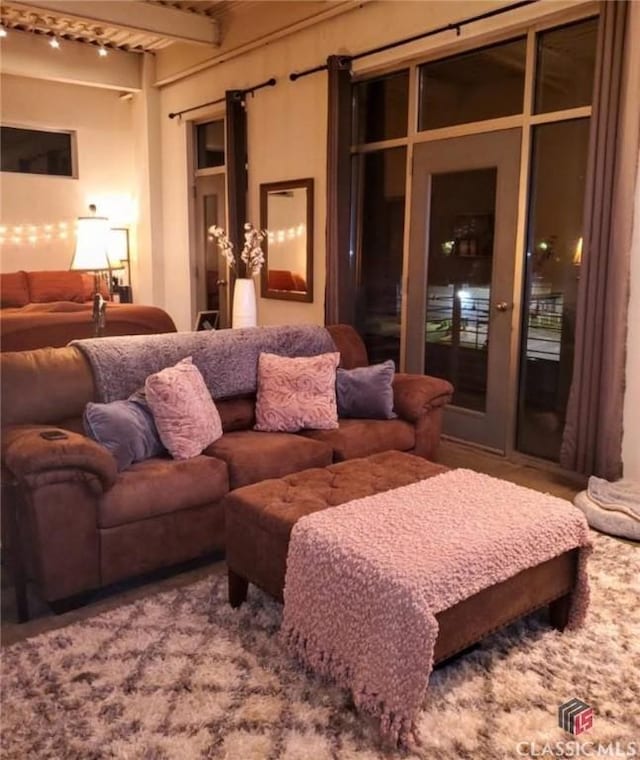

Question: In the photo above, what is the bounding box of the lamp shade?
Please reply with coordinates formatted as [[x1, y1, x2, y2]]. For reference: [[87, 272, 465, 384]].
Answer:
[[70, 214, 111, 272]]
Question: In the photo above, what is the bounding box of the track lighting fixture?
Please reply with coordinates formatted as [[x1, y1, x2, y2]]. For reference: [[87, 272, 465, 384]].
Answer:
[[3, 22, 119, 57]]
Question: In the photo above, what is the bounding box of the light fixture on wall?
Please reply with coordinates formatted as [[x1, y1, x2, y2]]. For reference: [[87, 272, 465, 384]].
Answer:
[[98, 43, 108, 57], [49, 33, 60, 49], [0, 26, 8, 38], [69, 204, 111, 337]]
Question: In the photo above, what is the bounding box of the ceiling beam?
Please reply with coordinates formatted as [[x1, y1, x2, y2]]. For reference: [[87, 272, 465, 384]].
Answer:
[[1, 28, 142, 91], [9, 1, 220, 46]]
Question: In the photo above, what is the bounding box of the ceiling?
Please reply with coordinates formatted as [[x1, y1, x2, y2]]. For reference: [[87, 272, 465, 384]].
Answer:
[[0, 1, 342, 54]]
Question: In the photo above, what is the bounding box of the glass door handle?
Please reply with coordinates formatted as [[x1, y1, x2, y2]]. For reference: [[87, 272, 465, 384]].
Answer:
[[495, 301, 510, 312]]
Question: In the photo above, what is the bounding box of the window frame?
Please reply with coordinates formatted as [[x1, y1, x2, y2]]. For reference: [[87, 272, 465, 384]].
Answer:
[[193, 117, 226, 176], [349, 3, 599, 461], [0, 122, 78, 179]]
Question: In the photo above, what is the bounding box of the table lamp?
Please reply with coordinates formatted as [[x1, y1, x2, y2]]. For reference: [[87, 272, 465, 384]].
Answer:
[[70, 204, 111, 337]]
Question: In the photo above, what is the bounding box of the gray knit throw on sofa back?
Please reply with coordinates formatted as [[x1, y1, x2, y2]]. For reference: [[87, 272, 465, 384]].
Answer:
[[71, 325, 336, 403]]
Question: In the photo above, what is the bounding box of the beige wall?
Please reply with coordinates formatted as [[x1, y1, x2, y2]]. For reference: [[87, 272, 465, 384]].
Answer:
[[0, 74, 136, 274], [159, 0, 579, 331]]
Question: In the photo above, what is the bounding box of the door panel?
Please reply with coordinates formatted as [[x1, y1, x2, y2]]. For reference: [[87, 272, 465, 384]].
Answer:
[[407, 129, 521, 450], [195, 173, 229, 328]]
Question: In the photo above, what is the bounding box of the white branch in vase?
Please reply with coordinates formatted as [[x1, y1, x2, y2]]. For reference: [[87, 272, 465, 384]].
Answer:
[[209, 222, 267, 278]]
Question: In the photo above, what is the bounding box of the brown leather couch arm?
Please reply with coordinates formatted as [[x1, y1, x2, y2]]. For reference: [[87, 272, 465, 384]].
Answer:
[[392, 373, 453, 423], [2, 425, 117, 492]]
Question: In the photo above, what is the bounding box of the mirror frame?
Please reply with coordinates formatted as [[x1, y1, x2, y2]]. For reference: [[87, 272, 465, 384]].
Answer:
[[260, 178, 314, 303]]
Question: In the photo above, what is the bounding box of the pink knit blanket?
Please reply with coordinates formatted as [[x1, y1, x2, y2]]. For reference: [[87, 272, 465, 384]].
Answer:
[[281, 469, 592, 747]]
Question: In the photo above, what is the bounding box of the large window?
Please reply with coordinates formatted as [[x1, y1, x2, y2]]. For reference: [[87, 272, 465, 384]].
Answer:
[[517, 119, 591, 459], [418, 38, 527, 130], [534, 18, 598, 114], [352, 148, 407, 366], [353, 70, 409, 144], [350, 13, 599, 462], [1, 126, 74, 177]]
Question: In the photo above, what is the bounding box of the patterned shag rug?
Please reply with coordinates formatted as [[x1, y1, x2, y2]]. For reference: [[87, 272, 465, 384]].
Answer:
[[1, 533, 638, 759]]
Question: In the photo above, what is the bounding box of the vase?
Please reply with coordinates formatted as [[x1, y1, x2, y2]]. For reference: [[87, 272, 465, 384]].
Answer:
[[232, 277, 257, 328]]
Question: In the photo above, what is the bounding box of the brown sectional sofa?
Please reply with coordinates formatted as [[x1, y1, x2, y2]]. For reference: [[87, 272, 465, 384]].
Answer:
[[0, 324, 452, 614]]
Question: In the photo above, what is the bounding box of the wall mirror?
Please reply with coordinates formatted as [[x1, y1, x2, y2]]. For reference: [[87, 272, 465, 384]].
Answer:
[[260, 178, 313, 302]]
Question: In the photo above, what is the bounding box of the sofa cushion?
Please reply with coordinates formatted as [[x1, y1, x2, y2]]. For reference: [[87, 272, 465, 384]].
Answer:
[[27, 271, 87, 303], [325, 324, 369, 369], [203, 431, 332, 489], [0, 271, 30, 307], [83, 396, 165, 471], [336, 360, 396, 419], [300, 418, 415, 462], [98, 455, 229, 528], [255, 351, 340, 433], [145, 357, 223, 459], [217, 396, 256, 432]]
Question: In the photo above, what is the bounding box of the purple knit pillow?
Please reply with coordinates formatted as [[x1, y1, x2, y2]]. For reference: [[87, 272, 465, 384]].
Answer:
[[83, 393, 165, 471], [336, 360, 397, 419], [145, 357, 222, 459], [254, 352, 340, 432]]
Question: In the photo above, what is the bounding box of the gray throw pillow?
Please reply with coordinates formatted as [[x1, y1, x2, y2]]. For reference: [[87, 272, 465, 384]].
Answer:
[[336, 360, 397, 419], [83, 390, 165, 471]]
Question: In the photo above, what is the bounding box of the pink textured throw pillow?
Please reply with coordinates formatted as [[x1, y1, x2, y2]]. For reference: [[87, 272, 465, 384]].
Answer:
[[145, 357, 222, 459], [255, 352, 340, 433]]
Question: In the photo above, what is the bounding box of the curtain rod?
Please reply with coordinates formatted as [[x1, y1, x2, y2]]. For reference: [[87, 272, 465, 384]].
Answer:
[[289, 0, 538, 81], [168, 78, 277, 120]]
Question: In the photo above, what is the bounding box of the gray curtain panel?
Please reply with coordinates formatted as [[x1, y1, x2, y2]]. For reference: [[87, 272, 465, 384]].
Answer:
[[324, 55, 354, 325], [560, 0, 640, 479]]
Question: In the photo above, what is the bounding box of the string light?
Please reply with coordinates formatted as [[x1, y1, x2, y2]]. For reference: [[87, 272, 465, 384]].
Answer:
[[98, 43, 108, 57], [0, 218, 80, 246], [268, 225, 306, 246], [49, 35, 60, 49], [0, 26, 7, 38]]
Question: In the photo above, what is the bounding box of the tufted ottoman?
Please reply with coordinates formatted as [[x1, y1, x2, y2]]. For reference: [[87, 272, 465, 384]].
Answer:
[[224, 451, 580, 663]]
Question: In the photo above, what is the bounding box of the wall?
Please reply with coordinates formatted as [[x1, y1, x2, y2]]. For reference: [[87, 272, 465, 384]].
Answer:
[[0, 74, 136, 274], [157, 0, 585, 331]]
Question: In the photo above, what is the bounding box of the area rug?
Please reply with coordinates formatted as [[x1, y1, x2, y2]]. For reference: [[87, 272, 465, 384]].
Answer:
[[1, 533, 638, 759]]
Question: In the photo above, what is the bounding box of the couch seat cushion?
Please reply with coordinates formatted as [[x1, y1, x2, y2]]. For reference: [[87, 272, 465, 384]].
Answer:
[[0, 271, 30, 308], [203, 431, 332, 489], [300, 418, 415, 462], [99, 455, 228, 528]]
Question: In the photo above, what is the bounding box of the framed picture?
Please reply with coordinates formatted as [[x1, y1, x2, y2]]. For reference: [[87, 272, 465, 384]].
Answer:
[[194, 310, 220, 331]]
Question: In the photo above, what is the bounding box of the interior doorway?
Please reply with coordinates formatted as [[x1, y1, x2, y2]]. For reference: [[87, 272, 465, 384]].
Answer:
[[191, 117, 230, 328], [194, 173, 228, 326], [407, 129, 521, 451]]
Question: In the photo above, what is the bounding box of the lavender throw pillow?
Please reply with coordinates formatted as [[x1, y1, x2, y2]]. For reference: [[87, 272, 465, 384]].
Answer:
[[336, 360, 397, 419], [145, 357, 223, 459], [83, 392, 165, 471], [255, 352, 340, 432]]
